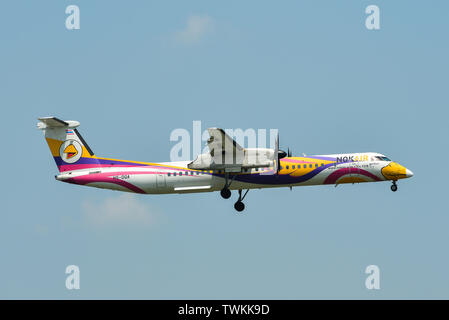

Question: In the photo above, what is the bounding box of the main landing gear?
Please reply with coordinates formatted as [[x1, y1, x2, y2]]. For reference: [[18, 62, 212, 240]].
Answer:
[[220, 173, 249, 212], [391, 181, 398, 192], [220, 173, 235, 199], [234, 189, 249, 212], [220, 188, 231, 199]]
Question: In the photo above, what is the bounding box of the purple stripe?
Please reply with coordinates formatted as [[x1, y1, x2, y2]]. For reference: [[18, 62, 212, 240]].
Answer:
[[231, 163, 334, 185], [53, 156, 149, 167], [304, 156, 337, 161]]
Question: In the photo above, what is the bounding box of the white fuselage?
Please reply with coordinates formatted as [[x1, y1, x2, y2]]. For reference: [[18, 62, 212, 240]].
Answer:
[[57, 152, 413, 194]]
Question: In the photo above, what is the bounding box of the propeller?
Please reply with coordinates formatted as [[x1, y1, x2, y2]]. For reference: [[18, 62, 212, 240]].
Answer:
[[274, 132, 292, 174], [277, 134, 287, 159], [274, 133, 280, 174]]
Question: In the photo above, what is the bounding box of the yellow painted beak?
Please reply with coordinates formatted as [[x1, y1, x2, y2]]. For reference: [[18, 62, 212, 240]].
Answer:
[[381, 162, 414, 180]]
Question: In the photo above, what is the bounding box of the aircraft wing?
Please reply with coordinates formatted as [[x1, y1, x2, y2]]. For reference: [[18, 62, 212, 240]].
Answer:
[[207, 128, 243, 158], [188, 128, 274, 172]]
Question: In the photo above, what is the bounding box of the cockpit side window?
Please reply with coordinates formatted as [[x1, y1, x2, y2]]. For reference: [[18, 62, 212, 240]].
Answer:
[[376, 156, 391, 161]]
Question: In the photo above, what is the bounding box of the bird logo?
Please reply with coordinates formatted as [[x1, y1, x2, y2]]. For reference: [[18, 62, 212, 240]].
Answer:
[[59, 140, 83, 163], [64, 144, 78, 159]]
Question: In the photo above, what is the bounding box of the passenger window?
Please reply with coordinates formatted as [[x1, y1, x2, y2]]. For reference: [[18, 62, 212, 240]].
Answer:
[[286, 165, 289, 170], [303, 164, 307, 169], [292, 165, 295, 169], [321, 163, 324, 166], [315, 164, 318, 168], [168, 173, 171, 177], [309, 164, 312, 168], [173, 172, 177, 176]]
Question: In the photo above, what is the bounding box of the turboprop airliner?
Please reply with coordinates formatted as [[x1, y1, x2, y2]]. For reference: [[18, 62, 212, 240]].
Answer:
[[38, 117, 413, 212]]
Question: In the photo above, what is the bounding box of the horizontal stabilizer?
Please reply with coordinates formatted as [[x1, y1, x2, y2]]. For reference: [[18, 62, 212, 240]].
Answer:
[[37, 117, 80, 130]]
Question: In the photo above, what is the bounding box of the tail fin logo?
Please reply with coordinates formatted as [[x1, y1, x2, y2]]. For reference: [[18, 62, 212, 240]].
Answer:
[[59, 140, 83, 163]]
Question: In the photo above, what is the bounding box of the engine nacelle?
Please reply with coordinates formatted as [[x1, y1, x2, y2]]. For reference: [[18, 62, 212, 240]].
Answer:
[[187, 148, 275, 171]]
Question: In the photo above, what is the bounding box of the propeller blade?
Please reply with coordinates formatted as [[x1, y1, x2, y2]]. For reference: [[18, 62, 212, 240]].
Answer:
[[275, 132, 280, 174]]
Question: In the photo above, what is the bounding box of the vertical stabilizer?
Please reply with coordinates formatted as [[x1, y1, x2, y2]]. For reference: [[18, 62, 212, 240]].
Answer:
[[37, 117, 102, 172]]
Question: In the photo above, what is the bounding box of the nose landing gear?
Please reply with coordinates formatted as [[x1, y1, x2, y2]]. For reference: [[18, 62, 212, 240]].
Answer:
[[391, 181, 398, 192]]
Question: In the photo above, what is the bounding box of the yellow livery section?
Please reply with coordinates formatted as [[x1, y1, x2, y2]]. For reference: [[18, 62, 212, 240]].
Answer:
[[278, 157, 335, 177], [45, 137, 95, 159]]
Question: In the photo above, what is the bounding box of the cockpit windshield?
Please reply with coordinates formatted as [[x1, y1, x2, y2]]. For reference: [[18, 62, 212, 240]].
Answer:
[[375, 156, 391, 161]]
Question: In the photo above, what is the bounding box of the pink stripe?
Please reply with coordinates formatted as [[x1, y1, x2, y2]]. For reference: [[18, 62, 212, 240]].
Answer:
[[59, 163, 194, 172], [324, 168, 381, 184], [59, 164, 147, 172], [67, 176, 146, 194], [59, 164, 104, 172], [66, 169, 209, 193]]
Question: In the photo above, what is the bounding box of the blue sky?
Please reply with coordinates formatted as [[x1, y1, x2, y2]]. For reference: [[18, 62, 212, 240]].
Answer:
[[1, 0, 448, 298]]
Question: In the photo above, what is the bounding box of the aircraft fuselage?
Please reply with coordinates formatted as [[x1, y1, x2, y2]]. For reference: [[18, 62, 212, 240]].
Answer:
[[55, 152, 413, 195]]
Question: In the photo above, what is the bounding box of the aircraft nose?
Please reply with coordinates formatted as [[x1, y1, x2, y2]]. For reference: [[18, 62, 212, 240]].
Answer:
[[381, 162, 413, 180]]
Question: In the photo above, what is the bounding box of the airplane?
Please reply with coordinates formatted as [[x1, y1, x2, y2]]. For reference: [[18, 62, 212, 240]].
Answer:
[[38, 117, 414, 212]]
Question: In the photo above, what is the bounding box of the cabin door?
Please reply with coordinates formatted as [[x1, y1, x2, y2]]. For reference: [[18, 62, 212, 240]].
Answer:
[[156, 174, 166, 189]]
